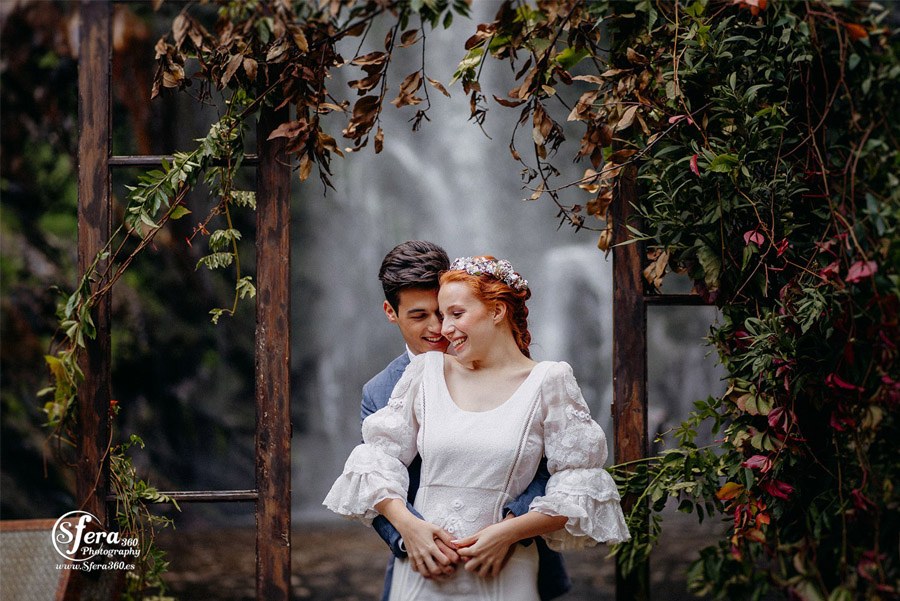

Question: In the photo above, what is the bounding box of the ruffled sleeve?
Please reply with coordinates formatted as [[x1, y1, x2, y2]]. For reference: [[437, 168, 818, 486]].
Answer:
[[529, 362, 630, 550], [323, 353, 426, 524]]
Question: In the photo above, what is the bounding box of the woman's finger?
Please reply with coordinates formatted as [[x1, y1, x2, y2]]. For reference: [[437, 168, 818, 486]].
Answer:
[[451, 534, 476, 549]]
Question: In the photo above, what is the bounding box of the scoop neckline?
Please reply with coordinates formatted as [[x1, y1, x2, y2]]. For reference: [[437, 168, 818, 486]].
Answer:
[[438, 353, 548, 414]]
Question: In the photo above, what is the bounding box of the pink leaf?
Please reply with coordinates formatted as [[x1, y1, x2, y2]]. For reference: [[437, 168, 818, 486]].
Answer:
[[690, 154, 700, 176], [742, 454, 772, 472], [743, 230, 764, 246], [761, 479, 794, 500], [825, 373, 863, 391], [846, 260, 877, 283], [668, 114, 694, 125]]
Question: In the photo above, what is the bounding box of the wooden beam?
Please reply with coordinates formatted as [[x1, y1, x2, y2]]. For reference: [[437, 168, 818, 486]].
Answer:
[[611, 164, 650, 600], [76, 0, 112, 524], [255, 98, 292, 600]]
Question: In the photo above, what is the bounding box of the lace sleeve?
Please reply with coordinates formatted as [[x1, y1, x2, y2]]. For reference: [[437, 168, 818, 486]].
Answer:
[[529, 362, 630, 550], [323, 354, 425, 524]]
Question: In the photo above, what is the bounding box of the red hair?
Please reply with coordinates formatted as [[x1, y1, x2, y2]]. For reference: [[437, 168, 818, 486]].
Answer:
[[440, 257, 532, 358]]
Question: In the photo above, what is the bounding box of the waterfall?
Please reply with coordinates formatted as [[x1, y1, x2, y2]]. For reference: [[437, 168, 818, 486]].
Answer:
[[291, 3, 725, 520]]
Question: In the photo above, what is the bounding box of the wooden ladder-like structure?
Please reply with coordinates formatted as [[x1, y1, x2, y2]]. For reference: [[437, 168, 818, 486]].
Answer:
[[76, 1, 291, 598]]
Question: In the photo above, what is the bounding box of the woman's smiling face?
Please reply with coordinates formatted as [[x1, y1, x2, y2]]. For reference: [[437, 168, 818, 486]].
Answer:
[[438, 281, 496, 359]]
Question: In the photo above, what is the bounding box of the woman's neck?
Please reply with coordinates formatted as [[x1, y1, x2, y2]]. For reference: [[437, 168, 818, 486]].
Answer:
[[457, 333, 532, 372]]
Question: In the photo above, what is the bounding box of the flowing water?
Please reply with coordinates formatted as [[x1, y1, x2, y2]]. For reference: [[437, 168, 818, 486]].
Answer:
[[287, 3, 725, 523]]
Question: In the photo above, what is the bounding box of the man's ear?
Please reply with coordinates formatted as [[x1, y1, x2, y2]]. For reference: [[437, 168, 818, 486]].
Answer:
[[492, 302, 507, 324], [384, 300, 399, 324]]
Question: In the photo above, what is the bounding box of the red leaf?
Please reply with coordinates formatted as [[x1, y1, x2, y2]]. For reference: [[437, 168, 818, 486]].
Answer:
[[743, 230, 764, 246], [742, 454, 772, 472], [690, 154, 700, 176], [846, 260, 877, 283], [844, 23, 869, 41], [825, 373, 863, 392], [761, 479, 793, 500]]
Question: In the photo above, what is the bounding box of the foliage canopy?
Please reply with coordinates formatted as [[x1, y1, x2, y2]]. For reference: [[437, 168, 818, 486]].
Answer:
[[36, 0, 898, 599]]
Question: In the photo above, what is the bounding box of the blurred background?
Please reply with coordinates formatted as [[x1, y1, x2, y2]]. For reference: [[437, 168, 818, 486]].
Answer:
[[1, 1, 725, 599]]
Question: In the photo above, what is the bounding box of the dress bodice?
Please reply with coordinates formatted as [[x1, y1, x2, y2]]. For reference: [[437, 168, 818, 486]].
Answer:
[[415, 353, 552, 538]]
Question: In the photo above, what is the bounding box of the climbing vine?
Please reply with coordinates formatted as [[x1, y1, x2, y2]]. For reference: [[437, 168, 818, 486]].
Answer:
[[41, 0, 897, 599]]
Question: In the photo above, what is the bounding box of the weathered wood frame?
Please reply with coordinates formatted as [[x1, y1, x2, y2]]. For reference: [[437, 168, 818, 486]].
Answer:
[[611, 167, 711, 600], [75, 1, 292, 599]]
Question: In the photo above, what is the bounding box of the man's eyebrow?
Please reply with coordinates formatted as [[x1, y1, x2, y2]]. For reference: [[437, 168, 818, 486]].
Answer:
[[405, 308, 428, 315]]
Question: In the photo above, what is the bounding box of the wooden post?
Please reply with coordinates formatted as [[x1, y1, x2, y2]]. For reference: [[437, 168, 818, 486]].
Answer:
[[76, 0, 112, 524], [255, 101, 292, 599], [611, 164, 650, 600]]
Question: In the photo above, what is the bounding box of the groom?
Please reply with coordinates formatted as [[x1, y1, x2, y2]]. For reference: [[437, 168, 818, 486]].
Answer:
[[361, 240, 571, 601]]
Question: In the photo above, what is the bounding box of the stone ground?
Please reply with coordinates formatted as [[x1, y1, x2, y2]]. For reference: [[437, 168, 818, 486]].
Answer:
[[157, 511, 720, 601]]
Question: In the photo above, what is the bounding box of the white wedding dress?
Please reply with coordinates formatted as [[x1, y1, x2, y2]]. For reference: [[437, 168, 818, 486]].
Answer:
[[324, 352, 629, 600]]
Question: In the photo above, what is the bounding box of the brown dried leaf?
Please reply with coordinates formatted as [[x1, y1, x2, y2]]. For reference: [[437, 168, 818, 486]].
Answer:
[[317, 131, 344, 157], [172, 14, 190, 49], [290, 26, 309, 52], [427, 77, 451, 98], [299, 155, 312, 182], [615, 105, 639, 131], [567, 89, 599, 121], [221, 53, 243, 87], [493, 95, 526, 108], [374, 127, 384, 154], [317, 102, 347, 113], [243, 57, 258, 81], [642, 250, 669, 289], [349, 72, 382, 93], [343, 95, 380, 139], [608, 149, 637, 164], [587, 188, 613, 218], [344, 22, 366, 37], [597, 224, 613, 252], [266, 38, 290, 63], [398, 71, 423, 96], [351, 51, 387, 66], [626, 47, 649, 65], [399, 29, 419, 48], [579, 169, 601, 194], [529, 182, 545, 201], [532, 103, 554, 146], [267, 119, 308, 140], [162, 63, 184, 88], [572, 74, 604, 85]]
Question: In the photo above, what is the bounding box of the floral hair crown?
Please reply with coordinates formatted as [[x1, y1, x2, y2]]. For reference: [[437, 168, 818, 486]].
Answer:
[[448, 257, 529, 291]]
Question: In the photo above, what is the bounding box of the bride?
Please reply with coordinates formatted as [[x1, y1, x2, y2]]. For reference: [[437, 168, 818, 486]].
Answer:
[[324, 256, 629, 600]]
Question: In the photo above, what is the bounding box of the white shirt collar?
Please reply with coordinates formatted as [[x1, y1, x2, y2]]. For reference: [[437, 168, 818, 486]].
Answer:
[[406, 345, 416, 362]]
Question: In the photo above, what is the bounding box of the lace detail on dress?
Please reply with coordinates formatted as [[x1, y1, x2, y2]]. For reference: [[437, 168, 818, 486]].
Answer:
[[432, 498, 481, 538], [529, 362, 630, 549], [323, 354, 427, 524]]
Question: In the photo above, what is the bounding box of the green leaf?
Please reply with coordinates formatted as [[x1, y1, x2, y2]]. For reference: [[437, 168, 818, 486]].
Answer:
[[708, 154, 739, 173], [170, 205, 191, 220], [556, 46, 590, 69]]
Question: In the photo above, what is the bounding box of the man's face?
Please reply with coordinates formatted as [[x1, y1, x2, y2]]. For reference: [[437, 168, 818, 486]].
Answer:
[[384, 287, 449, 355]]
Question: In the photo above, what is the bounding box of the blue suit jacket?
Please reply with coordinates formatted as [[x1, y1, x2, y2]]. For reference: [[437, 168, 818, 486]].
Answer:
[[361, 352, 571, 601]]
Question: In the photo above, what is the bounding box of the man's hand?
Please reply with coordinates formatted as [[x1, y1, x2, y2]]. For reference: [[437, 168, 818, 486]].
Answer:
[[397, 515, 459, 578], [452, 520, 517, 578], [377, 497, 460, 578]]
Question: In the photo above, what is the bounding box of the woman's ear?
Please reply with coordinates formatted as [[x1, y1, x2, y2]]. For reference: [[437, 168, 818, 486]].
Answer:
[[492, 302, 507, 324]]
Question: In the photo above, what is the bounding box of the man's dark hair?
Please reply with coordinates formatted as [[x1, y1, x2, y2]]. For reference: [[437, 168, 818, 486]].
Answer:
[[379, 240, 450, 311]]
